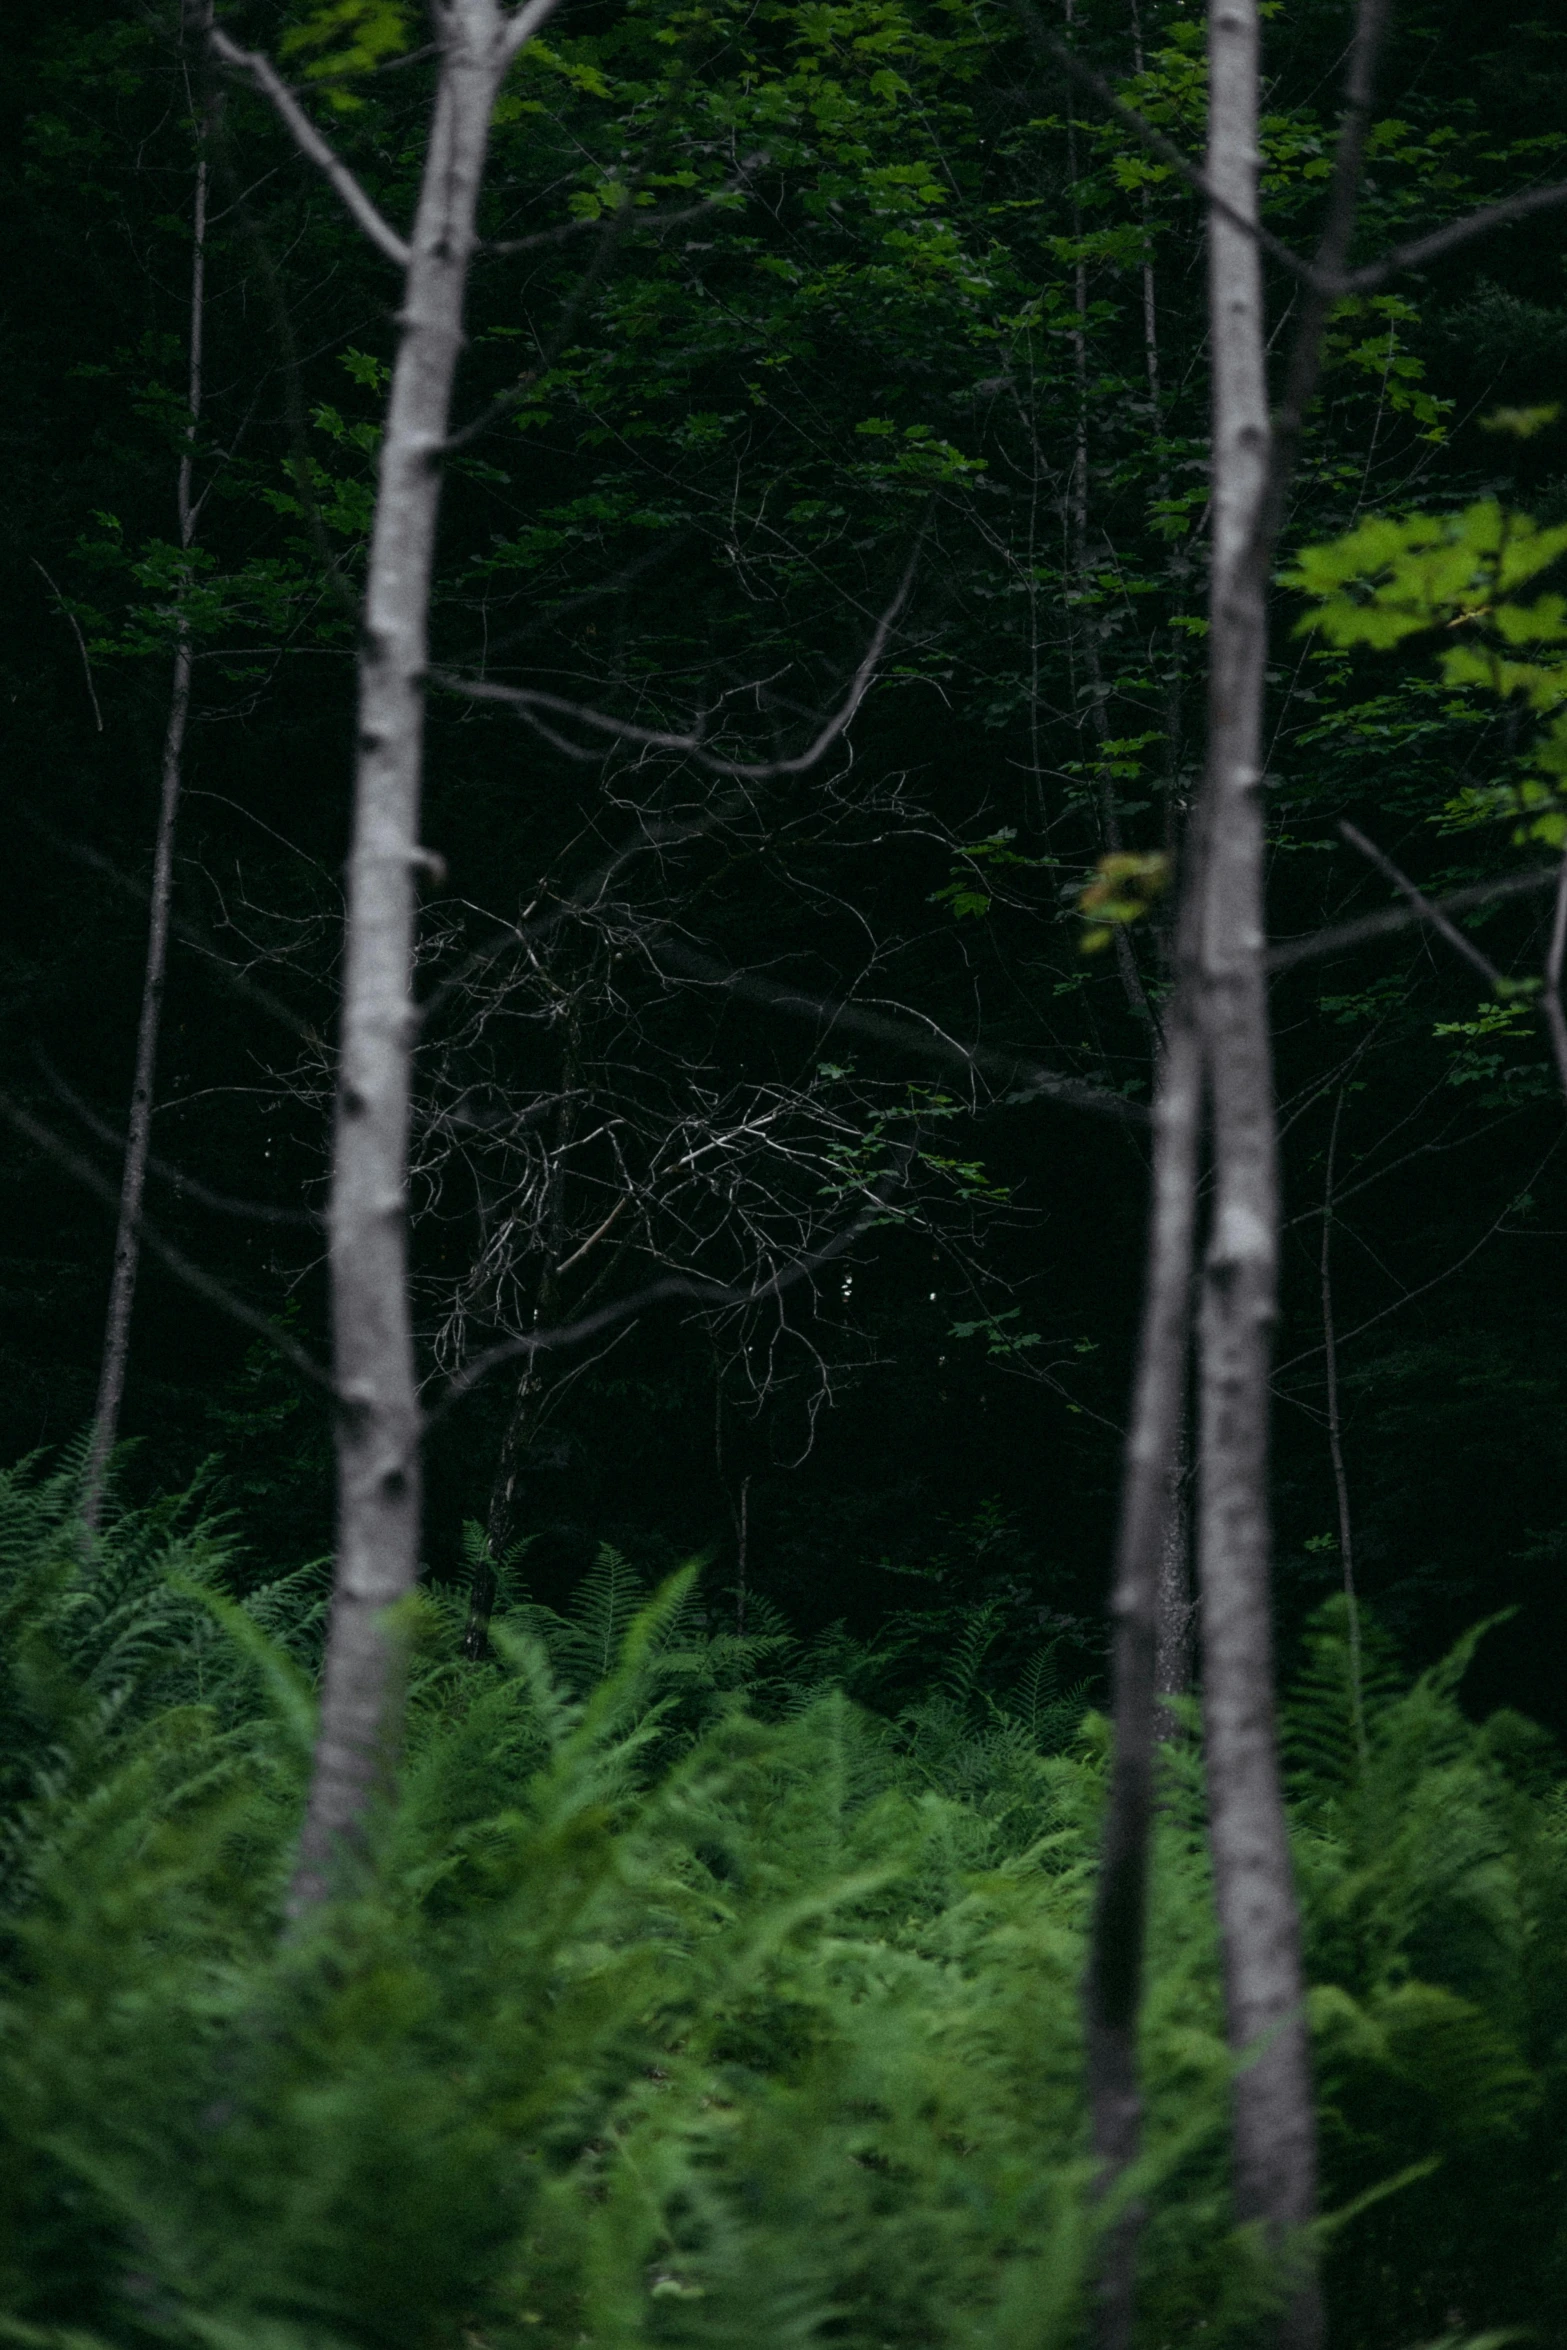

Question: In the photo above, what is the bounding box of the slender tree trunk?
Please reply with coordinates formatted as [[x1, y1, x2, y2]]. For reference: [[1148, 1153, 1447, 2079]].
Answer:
[[1154, 1420, 1195, 1709], [1196, 4, 1320, 2334], [734, 1471, 751, 1636], [1540, 848, 1567, 1104], [1135, 0, 1195, 1715], [84, 56, 210, 1529], [1085, 4, 1394, 2335], [464, 1361, 542, 1657], [290, 7, 519, 1915], [1083, 984, 1203, 2350], [466, 1327, 553, 1658], [1319, 1090, 1366, 1760]]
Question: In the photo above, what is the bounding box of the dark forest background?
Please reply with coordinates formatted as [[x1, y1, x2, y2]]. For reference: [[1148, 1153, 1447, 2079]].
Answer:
[[5, 0, 1567, 1732]]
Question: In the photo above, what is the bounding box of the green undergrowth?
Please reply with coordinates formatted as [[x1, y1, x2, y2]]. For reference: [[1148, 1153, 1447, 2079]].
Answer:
[[0, 1457, 1563, 2350]]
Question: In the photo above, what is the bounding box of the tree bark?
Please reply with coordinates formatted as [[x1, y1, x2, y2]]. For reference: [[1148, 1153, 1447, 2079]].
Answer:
[[1319, 1089, 1366, 1759], [1083, 986, 1203, 2350], [289, 3, 529, 1914], [1154, 1422, 1194, 1710], [85, 36, 211, 1530], [1196, 4, 1320, 2335]]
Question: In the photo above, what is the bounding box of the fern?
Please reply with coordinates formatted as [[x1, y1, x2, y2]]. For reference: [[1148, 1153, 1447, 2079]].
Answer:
[[0, 1468, 1564, 2347]]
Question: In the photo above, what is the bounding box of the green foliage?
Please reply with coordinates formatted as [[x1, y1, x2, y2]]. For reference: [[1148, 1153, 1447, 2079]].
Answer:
[[1077, 851, 1171, 955], [1, 1469, 1565, 2348], [1287, 498, 1567, 846], [281, 3, 415, 110], [0, 1467, 1111, 2350]]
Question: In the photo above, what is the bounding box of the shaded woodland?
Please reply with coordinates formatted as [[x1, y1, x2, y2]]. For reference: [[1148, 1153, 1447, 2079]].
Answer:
[[5, 0, 1567, 2342]]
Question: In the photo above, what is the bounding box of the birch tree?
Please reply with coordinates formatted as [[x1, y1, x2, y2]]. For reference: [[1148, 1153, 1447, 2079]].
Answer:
[[1079, 0, 1567, 2322], [211, 0, 562, 1913], [1083, 3, 1392, 2340], [210, 0, 931, 1909], [1195, 6, 1320, 2327]]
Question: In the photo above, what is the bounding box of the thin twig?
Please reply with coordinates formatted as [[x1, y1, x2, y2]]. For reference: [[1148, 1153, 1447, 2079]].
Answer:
[[0, 1094, 333, 1394], [1011, 1, 1324, 288], [1318, 1089, 1367, 1764], [1344, 179, 1567, 292], [1273, 1133, 1565, 1380], [36, 1052, 319, 1227], [651, 939, 1148, 1123], [30, 560, 104, 732], [482, 176, 756, 255], [433, 551, 918, 776], [19, 805, 322, 1045], [1015, 0, 1567, 307], [1266, 864, 1561, 973], [1338, 822, 1505, 988], [426, 1157, 913, 1426], [1265, 0, 1394, 537]]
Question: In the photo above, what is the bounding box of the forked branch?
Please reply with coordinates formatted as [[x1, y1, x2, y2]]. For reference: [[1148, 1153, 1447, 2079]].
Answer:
[[208, 28, 412, 266], [434, 555, 918, 779]]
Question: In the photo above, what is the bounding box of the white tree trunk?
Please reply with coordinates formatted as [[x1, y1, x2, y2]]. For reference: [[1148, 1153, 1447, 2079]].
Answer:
[[1197, 3, 1320, 2334], [289, 5, 521, 1913]]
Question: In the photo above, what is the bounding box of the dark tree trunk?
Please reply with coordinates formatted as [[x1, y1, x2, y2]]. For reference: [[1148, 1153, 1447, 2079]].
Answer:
[[86, 28, 211, 1526], [1083, 987, 1203, 2350], [465, 1351, 549, 1658]]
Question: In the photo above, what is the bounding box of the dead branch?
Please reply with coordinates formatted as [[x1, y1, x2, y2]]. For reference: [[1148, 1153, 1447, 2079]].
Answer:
[[1338, 821, 1505, 989], [0, 1093, 334, 1395], [1267, 864, 1561, 973], [650, 938, 1148, 1123], [431, 550, 918, 779]]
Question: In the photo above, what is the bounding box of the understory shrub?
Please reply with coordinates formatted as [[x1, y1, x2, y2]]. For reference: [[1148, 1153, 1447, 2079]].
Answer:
[[0, 1459, 1562, 2349]]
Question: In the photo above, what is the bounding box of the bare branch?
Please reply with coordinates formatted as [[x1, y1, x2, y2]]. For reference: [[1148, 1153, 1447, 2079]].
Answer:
[[1266, 0, 1393, 533], [208, 27, 411, 267], [415, 791, 751, 1031], [1345, 179, 1567, 292], [433, 552, 918, 777], [553, 1193, 628, 1276], [500, 0, 568, 61], [482, 176, 757, 256], [426, 1160, 911, 1427], [1266, 863, 1562, 973], [1273, 1132, 1566, 1382], [36, 1054, 318, 1227], [651, 939, 1149, 1124], [1338, 821, 1505, 990], [1015, 0, 1567, 315], [31, 559, 103, 732], [0, 1093, 333, 1394], [19, 806, 323, 1045]]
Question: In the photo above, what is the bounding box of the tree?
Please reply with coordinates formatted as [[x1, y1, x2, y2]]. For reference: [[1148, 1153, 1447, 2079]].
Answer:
[[84, 2, 214, 1525], [212, 0, 568, 1911]]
